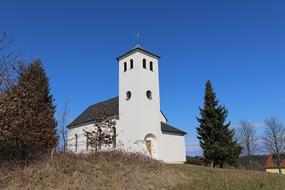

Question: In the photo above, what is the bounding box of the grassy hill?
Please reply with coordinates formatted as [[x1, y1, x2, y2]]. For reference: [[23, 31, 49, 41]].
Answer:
[[1, 152, 285, 190]]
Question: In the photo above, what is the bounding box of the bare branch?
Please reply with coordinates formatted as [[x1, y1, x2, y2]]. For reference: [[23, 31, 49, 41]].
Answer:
[[57, 101, 69, 152], [263, 117, 285, 174], [84, 105, 117, 152], [0, 31, 24, 93], [236, 120, 258, 169]]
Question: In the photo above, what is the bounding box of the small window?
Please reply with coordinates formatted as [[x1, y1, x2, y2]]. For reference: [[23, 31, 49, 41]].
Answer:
[[130, 59, 134, 69], [86, 134, 89, 151], [143, 59, 146, 69], [112, 127, 116, 148], [150, 61, 153, 71], [126, 91, 131, 100], [146, 90, 152, 100], [124, 62, 127, 72], [75, 134, 78, 152]]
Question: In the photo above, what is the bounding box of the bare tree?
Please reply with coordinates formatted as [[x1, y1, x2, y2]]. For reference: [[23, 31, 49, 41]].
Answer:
[[58, 102, 69, 152], [264, 117, 285, 174], [84, 106, 116, 152], [237, 120, 258, 169], [0, 31, 24, 93]]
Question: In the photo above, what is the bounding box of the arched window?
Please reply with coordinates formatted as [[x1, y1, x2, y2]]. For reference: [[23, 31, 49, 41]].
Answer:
[[75, 134, 78, 152], [130, 59, 134, 69], [126, 91, 132, 100], [150, 61, 153, 71], [143, 59, 146, 69], [146, 90, 152, 100], [124, 62, 127, 72]]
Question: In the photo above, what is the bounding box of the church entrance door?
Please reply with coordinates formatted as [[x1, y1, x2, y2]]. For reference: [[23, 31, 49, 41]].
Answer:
[[144, 134, 158, 159], [145, 140, 152, 156]]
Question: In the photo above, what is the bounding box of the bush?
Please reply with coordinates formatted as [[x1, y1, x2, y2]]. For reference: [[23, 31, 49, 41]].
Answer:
[[185, 156, 204, 166]]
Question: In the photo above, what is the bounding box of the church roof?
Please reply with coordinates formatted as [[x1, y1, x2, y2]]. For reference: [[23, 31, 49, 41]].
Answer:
[[161, 122, 187, 135], [68, 97, 186, 136], [67, 97, 119, 128], [116, 46, 160, 61]]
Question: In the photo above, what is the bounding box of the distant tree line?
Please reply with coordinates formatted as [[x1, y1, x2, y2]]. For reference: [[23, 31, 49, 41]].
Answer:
[[185, 155, 268, 171]]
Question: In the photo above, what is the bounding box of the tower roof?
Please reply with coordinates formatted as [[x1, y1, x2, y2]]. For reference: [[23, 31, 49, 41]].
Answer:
[[116, 46, 160, 61]]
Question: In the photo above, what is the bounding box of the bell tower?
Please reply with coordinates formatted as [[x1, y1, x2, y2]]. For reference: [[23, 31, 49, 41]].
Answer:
[[116, 46, 161, 150]]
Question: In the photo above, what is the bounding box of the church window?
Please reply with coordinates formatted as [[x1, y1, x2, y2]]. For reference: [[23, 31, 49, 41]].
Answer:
[[75, 134, 78, 152], [124, 62, 127, 72], [86, 134, 89, 151], [112, 127, 116, 148], [143, 59, 146, 69], [150, 61, 153, 71], [126, 91, 132, 100], [146, 90, 152, 100], [130, 59, 134, 69]]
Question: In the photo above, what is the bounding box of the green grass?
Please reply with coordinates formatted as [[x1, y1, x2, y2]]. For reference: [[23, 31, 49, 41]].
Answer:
[[167, 164, 285, 190]]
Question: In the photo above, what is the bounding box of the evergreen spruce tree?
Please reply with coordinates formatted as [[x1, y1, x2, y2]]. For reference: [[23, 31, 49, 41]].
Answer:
[[0, 60, 57, 160], [197, 80, 241, 167]]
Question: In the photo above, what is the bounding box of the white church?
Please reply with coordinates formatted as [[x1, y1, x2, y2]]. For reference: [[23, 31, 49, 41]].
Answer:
[[67, 46, 186, 163]]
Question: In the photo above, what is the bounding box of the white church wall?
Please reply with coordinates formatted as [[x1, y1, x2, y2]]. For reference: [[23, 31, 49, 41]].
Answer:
[[67, 120, 118, 153], [159, 132, 186, 163], [67, 123, 94, 153], [160, 112, 167, 123]]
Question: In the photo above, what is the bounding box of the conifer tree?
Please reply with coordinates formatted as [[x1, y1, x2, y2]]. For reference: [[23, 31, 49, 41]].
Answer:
[[197, 80, 241, 167], [0, 60, 57, 160]]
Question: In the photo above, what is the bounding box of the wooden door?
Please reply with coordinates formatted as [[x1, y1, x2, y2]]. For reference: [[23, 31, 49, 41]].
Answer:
[[145, 140, 152, 156]]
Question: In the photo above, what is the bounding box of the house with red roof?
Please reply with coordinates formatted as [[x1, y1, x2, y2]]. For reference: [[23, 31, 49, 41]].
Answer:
[[265, 153, 285, 174]]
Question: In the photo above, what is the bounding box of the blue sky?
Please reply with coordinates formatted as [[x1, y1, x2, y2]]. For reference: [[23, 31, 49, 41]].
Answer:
[[1, 0, 285, 155]]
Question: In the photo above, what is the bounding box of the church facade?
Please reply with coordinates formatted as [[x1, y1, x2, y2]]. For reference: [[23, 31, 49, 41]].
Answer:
[[67, 46, 186, 163]]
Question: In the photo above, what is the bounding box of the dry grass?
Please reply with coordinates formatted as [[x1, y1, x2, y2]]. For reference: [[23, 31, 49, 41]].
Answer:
[[0, 151, 186, 190]]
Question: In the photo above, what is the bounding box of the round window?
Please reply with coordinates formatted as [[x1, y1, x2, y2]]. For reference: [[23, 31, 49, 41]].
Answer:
[[146, 90, 152, 100], [126, 91, 131, 100]]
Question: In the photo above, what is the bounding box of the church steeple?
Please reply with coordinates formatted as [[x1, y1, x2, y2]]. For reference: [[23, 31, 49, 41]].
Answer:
[[116, 46, 161, 152]]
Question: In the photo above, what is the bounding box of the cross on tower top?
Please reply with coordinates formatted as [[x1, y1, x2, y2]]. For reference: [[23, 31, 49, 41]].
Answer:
[[136, 32, 141, 47]]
